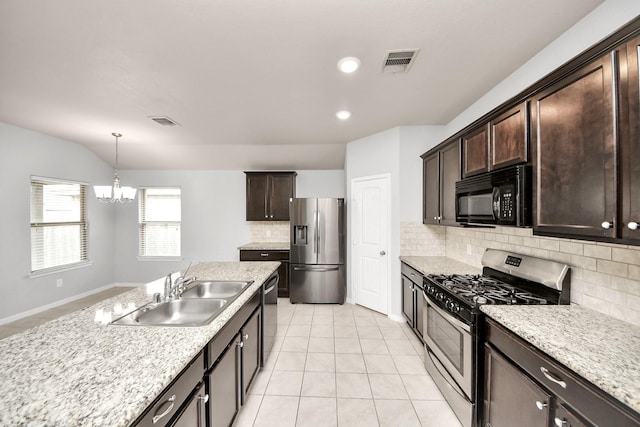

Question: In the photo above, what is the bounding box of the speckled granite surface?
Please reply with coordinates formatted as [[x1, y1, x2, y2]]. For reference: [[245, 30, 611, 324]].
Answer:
[[238, 242, 290, 250], [400, 256, 481, 276], [481, 305, 640, 414], [0, 261, 279, 427]]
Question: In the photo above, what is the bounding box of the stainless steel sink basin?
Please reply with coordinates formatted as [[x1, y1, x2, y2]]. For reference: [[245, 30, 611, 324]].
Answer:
[[111, 298, 228, 327], [181, 280, 253, 299]]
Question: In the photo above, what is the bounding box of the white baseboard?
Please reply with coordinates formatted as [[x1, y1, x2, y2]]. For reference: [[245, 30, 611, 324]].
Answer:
[[0, 283, 143, 325]]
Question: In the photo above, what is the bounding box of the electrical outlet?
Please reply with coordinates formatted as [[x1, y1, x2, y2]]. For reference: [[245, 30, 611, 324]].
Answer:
[[466, 244, 472, 255], [56, 279, 63, 288]]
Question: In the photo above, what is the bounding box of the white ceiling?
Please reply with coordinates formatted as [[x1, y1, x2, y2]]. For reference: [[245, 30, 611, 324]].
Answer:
[[0, 0, 602, 170]]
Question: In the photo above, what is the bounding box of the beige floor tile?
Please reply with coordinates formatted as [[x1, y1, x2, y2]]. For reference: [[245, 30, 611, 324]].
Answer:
[[234, 393, 263, 427], [294, 304, 315, 314], [312, 314, 334, 326], [363, 354, 397, 374], [301, 372, 336, 397], [265, 371, 304, 396], [335, 353, 366, 373], [400, 374, 444, 400], [308, 337, 335, 353], [374, 316, 403, 328], [412, 400, 463, 427], [334, 338, 361, 354], [281, 336, 309, 352], [286, 324, 311, 337], [379, 327, 409, 340], [264, 350, 279, 371], [374, 399, 421, 427], [368, 374, 409, 400], [354, 316, 377, 326], [386, 340, 418, 356], [333, 325, 358, 338], [250, 369, 273, 395], [337, 398, 380, 427], [305, 353, 336, 372], [336, 373, 372, 398], [297, 397, 337, 427], [314, 305, 335, 315], [274, 352, 307, 371], [310, 325, 334, 337], [409, 338, 425, 355], [291, 314, 313, 325], [254, 395, 299, 427], [391, 355, 427, 375], [333, 314, 356, 326], [360, 338, 389, 355], [356, 325, 383, 339]]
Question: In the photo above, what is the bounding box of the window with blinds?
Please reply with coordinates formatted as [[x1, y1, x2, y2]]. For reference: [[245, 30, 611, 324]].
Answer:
[[139, 188, 181, 257], [30, 177, 88, 273]]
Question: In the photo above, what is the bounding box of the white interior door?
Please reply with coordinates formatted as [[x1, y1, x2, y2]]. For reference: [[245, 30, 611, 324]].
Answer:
[[351, 175, 390, 314]]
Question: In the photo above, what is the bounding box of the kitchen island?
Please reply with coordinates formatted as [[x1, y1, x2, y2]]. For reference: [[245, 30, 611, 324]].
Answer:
[[0, 261, 279, 427], [481, 304, 640, 422]]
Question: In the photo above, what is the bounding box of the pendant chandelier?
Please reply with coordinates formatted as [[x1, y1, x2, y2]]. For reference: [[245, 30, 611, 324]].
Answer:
[[94, 132, 137, 203]]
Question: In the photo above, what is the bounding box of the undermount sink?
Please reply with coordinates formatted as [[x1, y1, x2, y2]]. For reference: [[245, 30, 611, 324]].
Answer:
[[111, 298, 228, 327], [181, 280, 253, 299]]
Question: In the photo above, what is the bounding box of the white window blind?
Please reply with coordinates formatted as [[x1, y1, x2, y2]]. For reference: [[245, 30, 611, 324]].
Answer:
[[30, 178, 87, 272], [139, 188, 181, 257]]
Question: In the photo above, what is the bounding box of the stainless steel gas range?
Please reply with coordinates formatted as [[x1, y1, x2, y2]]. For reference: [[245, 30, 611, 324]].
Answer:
[[422, 249, 571, 427]]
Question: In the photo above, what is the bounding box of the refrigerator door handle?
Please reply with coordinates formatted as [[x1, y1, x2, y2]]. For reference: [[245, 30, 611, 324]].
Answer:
[[292, 266, 340, 272], [314, 209, 319, 255]]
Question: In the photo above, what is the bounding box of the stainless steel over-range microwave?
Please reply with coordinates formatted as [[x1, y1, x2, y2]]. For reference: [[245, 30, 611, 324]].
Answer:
[[455, 164, 531, 227]]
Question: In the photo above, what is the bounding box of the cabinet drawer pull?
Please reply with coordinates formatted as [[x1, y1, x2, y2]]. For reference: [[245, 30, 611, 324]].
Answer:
[[260, 253, 269, 257], [540, 366, 567, 388], [535, 401, 548, 410], [152, 394, 176, 424]]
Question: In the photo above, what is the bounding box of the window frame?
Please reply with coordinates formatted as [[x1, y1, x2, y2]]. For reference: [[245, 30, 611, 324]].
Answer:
[[29, 176, 90, 276], [138, 187, 182, 260]]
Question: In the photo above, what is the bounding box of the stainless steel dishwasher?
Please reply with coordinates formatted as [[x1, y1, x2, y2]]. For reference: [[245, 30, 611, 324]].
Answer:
[[261, 272, 278, 367]]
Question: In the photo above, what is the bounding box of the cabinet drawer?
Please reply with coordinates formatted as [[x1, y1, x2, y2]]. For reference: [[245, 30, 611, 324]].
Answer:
[[240, 250, 289, 261], [134, 351, 205, 427], [207, 290, 260, 369], [400, 263, 422, 283], [486, 319, 640, 426]]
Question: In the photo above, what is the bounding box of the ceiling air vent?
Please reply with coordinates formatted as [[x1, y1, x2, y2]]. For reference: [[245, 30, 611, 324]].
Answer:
[[149, 116, 180, 126], [382, 49, 420, 73]]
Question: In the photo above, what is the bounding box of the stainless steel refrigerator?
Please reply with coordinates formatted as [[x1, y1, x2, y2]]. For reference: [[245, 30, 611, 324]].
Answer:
[[289, 198, 346, 304]]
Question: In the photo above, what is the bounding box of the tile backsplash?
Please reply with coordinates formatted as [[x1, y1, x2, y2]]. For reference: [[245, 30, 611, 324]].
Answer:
[[401, 222, 640, 326], [249, 221, 290, 243]]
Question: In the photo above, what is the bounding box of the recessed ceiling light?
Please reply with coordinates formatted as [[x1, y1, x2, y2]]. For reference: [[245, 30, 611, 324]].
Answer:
[[337, 57, 361, 73], [336, 110, 351, 120]]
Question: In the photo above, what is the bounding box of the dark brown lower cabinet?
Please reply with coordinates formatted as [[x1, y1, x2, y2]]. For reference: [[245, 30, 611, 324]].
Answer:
[[484, 318, 640, 427], [240, 308, 260, 404], [170, 382, 208, 427], [208, 341, 239, 427], [484, 344, 551, 427]]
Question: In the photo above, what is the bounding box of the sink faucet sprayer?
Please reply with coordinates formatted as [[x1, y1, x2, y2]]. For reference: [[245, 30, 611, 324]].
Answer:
[[163, 261, 195, 301]]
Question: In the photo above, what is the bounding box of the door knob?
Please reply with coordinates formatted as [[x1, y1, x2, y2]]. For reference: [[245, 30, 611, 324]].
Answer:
[[380, 251, 386, 256], [628, 221, 638, 230]]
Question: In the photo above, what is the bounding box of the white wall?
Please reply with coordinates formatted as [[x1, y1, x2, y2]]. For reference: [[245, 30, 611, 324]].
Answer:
[[0, 122, 116, 320], [114, 169, 345, 284], [444, 0, 640, 139]]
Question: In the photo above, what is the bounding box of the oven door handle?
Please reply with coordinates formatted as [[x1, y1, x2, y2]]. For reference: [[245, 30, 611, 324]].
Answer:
[[426, 347, 468, 400], [424, 293, 471, 333]]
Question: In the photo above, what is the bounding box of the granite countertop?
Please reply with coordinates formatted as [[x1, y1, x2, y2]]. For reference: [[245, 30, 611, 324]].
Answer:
[[0, 261, 279, 427], [238, 242, 290, 250], [481, 305, 640, 414], [400, 256, 481, 276]]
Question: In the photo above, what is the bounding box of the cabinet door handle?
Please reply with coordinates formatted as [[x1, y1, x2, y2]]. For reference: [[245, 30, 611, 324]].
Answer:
[[197, 394, 209, 427], [535, 401, 548, 410], [243, 333, 249, 340], [540, 366, 566, 388], [237, 341, 244, 348], [628, 221, 638, 230], [601, 220, 614, 229], [152, 394, 176, 424], [554, 418, 567, 427]]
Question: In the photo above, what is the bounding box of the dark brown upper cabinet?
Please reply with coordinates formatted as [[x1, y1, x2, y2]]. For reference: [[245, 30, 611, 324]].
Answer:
[[491, 102, 529, 170], [422, 140, 460, 226], [245, 172, 296, 221], [461, 124, 489, 177], [531, 53, 617, 240], [621, 34, 640, 243]]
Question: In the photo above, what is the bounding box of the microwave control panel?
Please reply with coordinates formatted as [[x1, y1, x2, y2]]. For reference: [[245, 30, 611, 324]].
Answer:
[[499, 185, 515, 220]]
